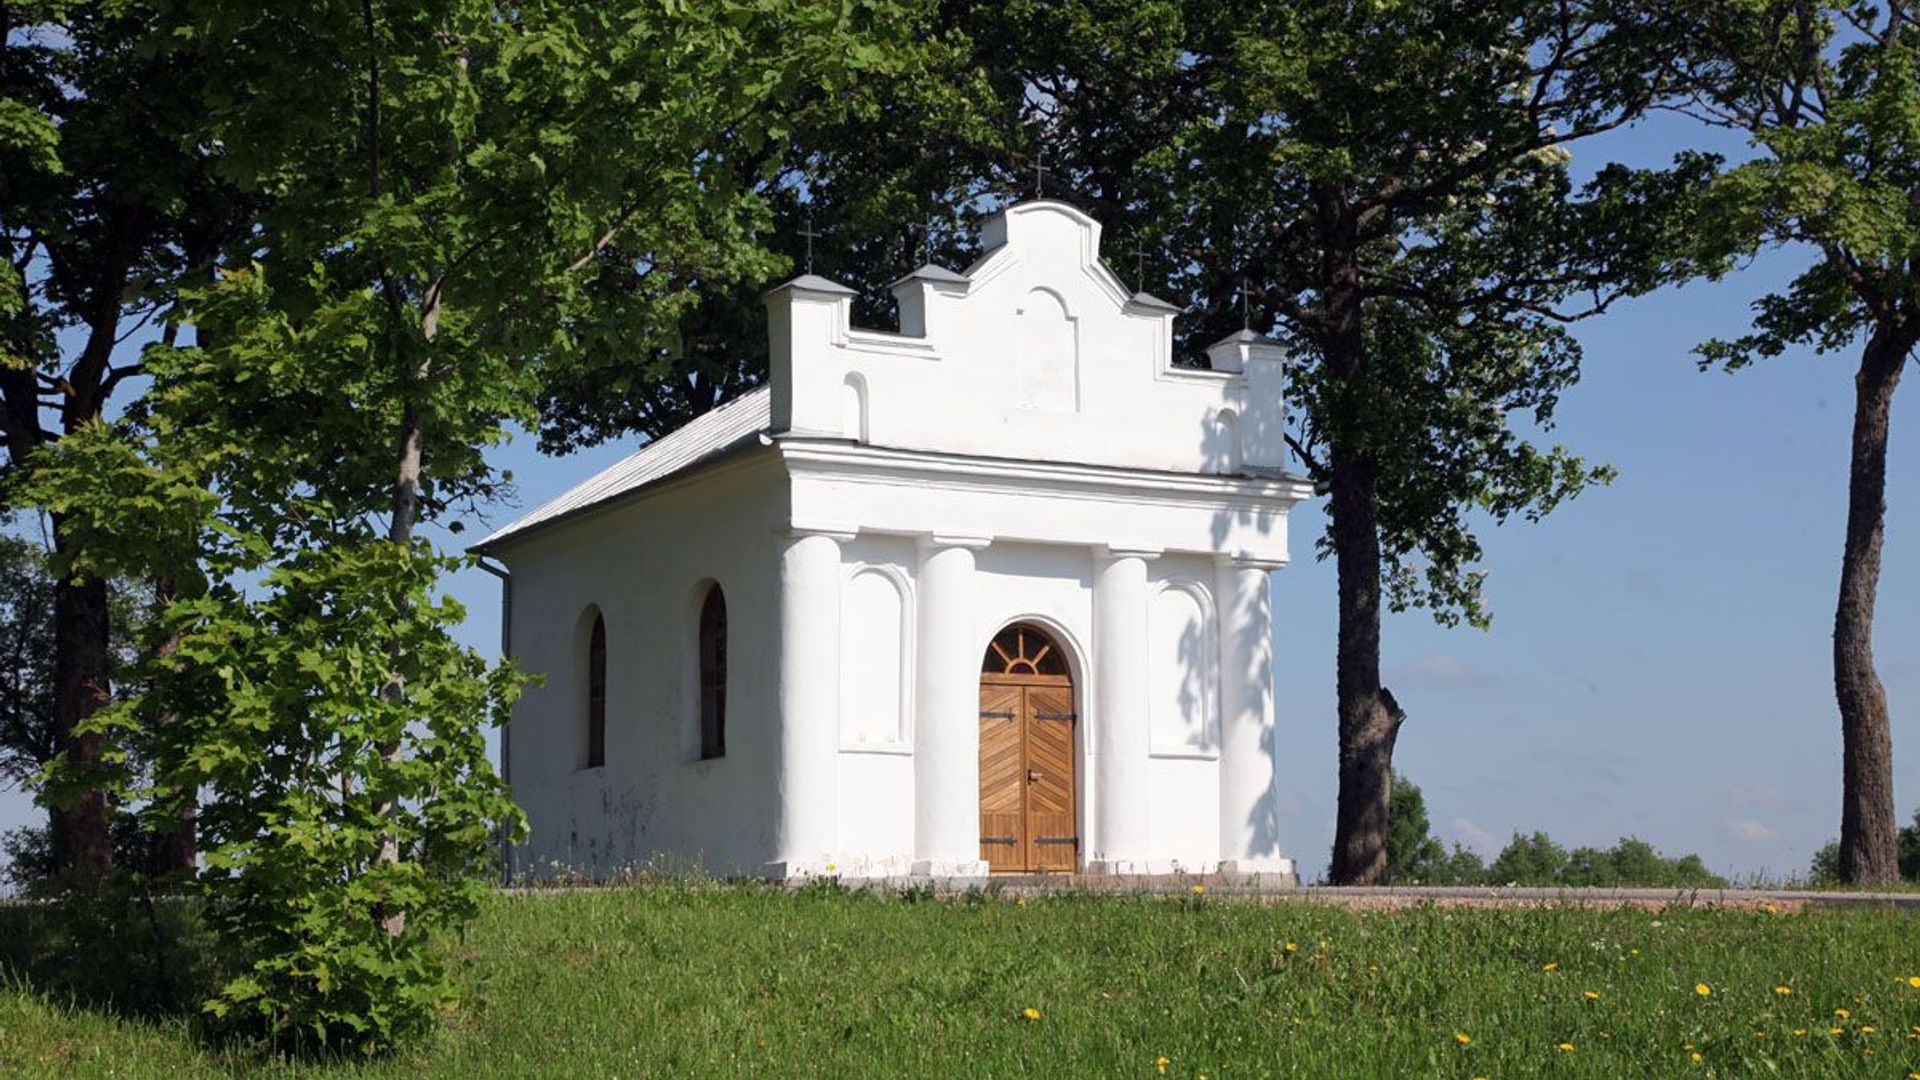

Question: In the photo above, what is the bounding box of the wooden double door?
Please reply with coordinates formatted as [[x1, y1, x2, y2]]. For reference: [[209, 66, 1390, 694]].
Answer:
[[978, 624, 1078, 873]]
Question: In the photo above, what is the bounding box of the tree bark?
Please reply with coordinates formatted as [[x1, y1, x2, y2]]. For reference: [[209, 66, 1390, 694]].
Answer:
[[1327, 453, 1406, 884], [49, 568, 112, 881], [1834, 321, 1910, 884], [1316, 207, 1407, 887]]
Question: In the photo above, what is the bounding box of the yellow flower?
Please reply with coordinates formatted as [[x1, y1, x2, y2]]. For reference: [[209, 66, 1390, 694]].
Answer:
[[1861, 1025, 1876, 1034], [1908, 976, 1920, 989], [1284, 941, 1298, 953], [1454, 1032, 1472, 1045], [1557, 1042, 1576, 1052], [1583, 990, 1601, 1001], [1773, 985, 1793, 995], [1543, 962, 1559, 971], [1022, 1007, 1041, 1021], [1834, 1008, 1851, 1020], [1792, 1029, 1808, 1037], [1689, 1051, 1703, 1064], [1694, 983, 1712, 996], [1156, 1056, 1171, 1074], [1630, 948, 1640, 956], [1191, 884, 1205, 895], [1761, 901, 1778, 913], [1828, 1027, 1843, 1036]]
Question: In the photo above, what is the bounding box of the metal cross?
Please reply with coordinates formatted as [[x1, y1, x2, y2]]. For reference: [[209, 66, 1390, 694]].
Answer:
[[1236, 277, 1257, 330], [798, 215, 822, 274], [1030, 151, 1051, 200]]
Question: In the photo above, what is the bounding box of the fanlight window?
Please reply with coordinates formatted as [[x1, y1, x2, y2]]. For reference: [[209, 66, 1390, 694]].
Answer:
[[982, 623, 1069, 677], [585, 613, 607, 769], [698, 584, 727, 759]]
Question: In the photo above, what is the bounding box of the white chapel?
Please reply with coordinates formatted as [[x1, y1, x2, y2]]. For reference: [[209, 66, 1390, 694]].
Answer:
[[478, 200, 1314, 881]]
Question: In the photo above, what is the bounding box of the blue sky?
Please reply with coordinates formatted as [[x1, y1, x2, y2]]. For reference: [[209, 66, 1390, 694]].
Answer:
[[2, 113, 1913, 885]]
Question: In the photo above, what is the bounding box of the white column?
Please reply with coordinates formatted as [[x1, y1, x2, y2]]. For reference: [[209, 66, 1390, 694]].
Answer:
[[1093, 545, 1157, 872], [1216, 557, 1290, 877], [775, 529, 850, 876], [913, 534, 993, 877]]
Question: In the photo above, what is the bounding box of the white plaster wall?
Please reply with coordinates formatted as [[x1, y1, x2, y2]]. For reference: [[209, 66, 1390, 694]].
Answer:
[[834, 534, 917, 872], [497, 456, 786, 879], [768, 201, 1290, 478], [1149, 757, 1222, 871]]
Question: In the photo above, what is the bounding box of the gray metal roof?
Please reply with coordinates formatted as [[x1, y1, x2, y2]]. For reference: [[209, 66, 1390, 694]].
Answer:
[[477, 385, 772, 550]]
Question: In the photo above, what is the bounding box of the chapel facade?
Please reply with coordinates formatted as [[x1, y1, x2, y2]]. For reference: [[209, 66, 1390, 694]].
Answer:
[[478, 200, 1313, 880]]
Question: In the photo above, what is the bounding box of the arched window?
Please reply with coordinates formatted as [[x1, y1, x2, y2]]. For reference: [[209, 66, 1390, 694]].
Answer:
[[698, 585, 727, 759], [586, 613, 607, 768], [982, 622, 1070, 677]]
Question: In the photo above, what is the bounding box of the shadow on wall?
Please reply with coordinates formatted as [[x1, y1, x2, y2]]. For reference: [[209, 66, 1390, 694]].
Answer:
[[1196, 384, 1295, 864]]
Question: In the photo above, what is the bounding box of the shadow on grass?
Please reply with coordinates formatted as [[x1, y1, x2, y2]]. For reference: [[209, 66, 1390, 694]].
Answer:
[[0, 874, 220, 1026]]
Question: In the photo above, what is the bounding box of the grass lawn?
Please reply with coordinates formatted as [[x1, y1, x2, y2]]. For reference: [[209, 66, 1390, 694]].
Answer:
[[3, 884, 1919, 1078]]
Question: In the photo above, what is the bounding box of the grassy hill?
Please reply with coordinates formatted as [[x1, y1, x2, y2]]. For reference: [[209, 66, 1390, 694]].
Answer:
[[3, 884, 1918, 1077]]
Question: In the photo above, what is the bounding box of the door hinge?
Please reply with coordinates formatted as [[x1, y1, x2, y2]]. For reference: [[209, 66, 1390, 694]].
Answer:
[[1033, 837, 1079, 847], [979, 710, 1016, 720], [979, 836, 1017, 845], [1034, 711, 1077, 721]]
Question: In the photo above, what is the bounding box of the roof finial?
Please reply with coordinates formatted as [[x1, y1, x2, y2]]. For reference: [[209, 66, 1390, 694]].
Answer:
[[798, 212, 822, 275], [1030, 149, 1051, 200], [1237, 277, 1257, 331]]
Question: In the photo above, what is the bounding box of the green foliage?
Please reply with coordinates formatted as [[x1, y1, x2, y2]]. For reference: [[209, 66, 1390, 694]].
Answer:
[[1809, 841, 1844, 886], [1484, 833, 1727, 889], [915, 0, 1716, 627], [1384, 771, 1446, 883], [1667, 0, 1920, 370], [1900, 809, 1920, 881], [15, 0, 953, 1053], [6, 888, 1920, 1077], [0, 876, 216, 1022]]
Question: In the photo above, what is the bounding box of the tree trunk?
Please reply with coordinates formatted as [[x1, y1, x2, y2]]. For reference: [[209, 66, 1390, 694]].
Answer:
[[1834, 322, 1910, 885], [1316, 209, 1406, 887], [1327, 454, 1406, 885], [49, 568, 113, 881]]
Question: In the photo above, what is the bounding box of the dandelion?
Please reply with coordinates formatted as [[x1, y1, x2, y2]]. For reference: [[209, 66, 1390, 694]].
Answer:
[[1689, 1051, 1703, 1064], [1695, 983, 1712, 997], [1557, 1042, 1576, 1052], [1455, 1032, 1473, 1046], [1908, 976, 1920, 989], [1543, 962, 1559, 972], [1284, 942, 1299, 953], [1793, 1029, 1809, 1037], [1583, 990, 1601, 1001], [1630, 948, 1640, 956], [1773, 985, 1793, 995], [1828, 1027, 1843, 1036], [1022, 1007, 1041, 1021], [1835, 1008, 1851, 1020], [1861, 1025, 1876, 1034], [1191, 884, 1206, 895], [1761, 902, 1778, 914], [1156, 1055, 1171, 1074]]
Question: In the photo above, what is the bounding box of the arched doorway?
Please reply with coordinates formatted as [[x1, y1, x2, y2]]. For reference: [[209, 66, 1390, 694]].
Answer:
[[978, 622, 1078, 872]]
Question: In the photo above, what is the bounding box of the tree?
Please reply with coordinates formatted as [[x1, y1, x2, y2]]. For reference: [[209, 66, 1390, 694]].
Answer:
[[1898, 807, 1919, 881], [1653, 0, 1920, 884], [1384, 770, 1447, 883], [1, 1, 247, 879], [25, 0, 947, 1050], [1489, 831, 1571, 885], [915, 0, 1709, 883]]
